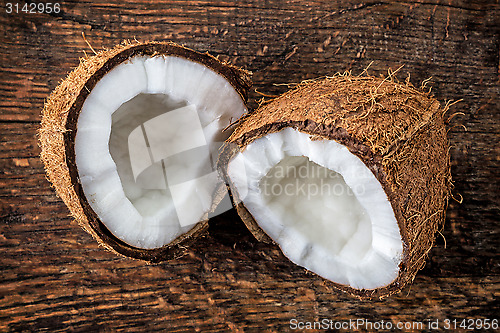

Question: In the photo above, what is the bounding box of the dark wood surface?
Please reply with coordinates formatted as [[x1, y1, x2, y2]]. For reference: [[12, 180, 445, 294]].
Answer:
[[1, 0, 499, 331]]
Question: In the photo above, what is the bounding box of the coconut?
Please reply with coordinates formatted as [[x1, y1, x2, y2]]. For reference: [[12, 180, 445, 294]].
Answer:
[[220, 73, 451, 298], [39, 41, 251, 262]]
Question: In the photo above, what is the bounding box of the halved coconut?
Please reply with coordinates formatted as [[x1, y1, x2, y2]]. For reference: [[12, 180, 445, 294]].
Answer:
[[220, 74, 451, 298], [39, 41, 250, 262]]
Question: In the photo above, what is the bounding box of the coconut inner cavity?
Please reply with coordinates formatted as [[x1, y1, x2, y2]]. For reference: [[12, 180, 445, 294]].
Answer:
[[75, 55, 246, 249], [227, 128, 403, 289], [260, 156, 372, 262]]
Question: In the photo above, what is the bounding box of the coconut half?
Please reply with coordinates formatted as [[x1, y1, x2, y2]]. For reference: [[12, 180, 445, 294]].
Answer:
[[39, 41, 250, 261], [220, 74, 451, 298]]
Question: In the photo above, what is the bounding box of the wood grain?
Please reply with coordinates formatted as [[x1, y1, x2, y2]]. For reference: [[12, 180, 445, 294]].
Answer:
[[1, 0, 499, 331]]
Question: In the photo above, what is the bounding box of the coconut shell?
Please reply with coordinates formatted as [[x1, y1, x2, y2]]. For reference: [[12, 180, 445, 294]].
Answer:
[[219, 74, 452, 298], [39, 41, 251, 263]]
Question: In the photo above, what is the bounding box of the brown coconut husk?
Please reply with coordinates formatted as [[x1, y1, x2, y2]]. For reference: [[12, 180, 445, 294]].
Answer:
[[219, 72, 452, 298], [38, 41, 251, 263]]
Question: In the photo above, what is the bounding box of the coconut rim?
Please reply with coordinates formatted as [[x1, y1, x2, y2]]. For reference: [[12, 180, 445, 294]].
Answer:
[[41, 41, 251, 262]]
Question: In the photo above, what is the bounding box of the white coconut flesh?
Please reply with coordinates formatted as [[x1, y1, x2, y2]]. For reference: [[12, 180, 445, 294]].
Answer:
[[227, 128, 403, 289], [75, 55, 246, 249]]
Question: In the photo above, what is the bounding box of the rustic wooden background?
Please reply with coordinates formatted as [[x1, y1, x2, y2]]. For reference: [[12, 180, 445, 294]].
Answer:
[[1, 0, 499, 331]]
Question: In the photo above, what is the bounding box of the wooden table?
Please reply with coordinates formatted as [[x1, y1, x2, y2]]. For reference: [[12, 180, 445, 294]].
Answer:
[[1, 1, 498, 331]]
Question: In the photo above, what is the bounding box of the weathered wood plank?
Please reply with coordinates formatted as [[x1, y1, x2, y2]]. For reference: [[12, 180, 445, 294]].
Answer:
[[1, 0, 498, 331]]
